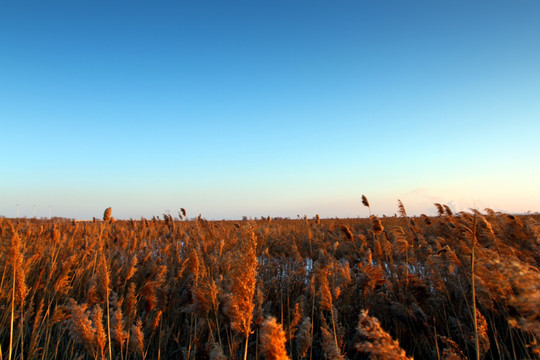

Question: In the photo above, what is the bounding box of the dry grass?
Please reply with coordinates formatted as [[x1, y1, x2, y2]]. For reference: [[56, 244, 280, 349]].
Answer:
[[0, 207, 539, 359]]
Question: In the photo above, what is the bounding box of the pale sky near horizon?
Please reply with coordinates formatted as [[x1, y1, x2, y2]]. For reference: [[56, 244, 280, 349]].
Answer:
[[1, 1, 539, 220]]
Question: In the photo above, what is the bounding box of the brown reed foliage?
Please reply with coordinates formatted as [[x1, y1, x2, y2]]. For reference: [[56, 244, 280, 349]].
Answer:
[[0, 210, 538, 359]]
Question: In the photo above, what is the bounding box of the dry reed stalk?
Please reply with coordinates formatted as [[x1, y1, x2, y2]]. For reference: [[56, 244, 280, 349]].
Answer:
[[124, 283, 137, 321], [149, 310, 162, 332], [296, 317, 312, 359], [493, 258, 540, 356], [313, 266, 332, 312], [53, 254, 74, 296], [2, 208, 538, 359], [66, 299, 97, 358], [129, 319, 144, 359], [91, 305, 107, 360], [221, 229, 258, 360], [321, 321, 345, 360], [8, 232, 27, 360], [475, 309, 490, 358], [287, 301, 302, 342], [111, 307, 128, 358], [124, 255, 138, 285], [98, 254, 113, 360], [312, 261, 343, 357], [341, 225, 353, 241], [260, 317, 290, 360], [470, 214, 480, 360], [209, 278, 224, 348], [397, 199, 407, 217], [439, 336, 467, 360], [27, 297, 45, 359]]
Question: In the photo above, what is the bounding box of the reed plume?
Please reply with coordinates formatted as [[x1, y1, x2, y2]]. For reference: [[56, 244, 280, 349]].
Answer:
[[362, 195, 371, 215], [355, 310, 412, 360], [260, 316, 290, 360], [371, 216, 384, 234], [223, 229, 258, 360], [124, 282, 137, 321], [8, 231, 27, 360], [98, 253, 113, 360], [493, 258, 540, 355], [9, 232, 27, 307], [130, 319, 144, 358], [103, 207, 112, 222], [434, 203, 445, 216], [296, 317, 312, 359], [341, 225, 354, 241], [484, 208, 496, 217], [321, 320, 345, 360], [397, 199, 407, 217], [66, 299, 98, 357], [111, 306, 128, 353], [1, 206, 538, 359], [91, 304, 107, 360], [208, 337, 227, 360], [439, 336, 467, 360], [28, 298, 45, 359]]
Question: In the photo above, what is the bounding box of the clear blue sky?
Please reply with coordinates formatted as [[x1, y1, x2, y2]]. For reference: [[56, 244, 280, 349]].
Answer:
[[1, 1, 539, 219]]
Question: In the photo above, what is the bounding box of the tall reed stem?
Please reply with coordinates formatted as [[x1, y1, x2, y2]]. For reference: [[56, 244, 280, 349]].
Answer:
[[243, 333, 249, 360], [8, 267, 15, 360], [471, 214, 479, 360]]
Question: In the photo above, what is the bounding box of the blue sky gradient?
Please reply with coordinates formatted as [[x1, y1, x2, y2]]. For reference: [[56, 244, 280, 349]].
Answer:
[[2, 1, 539, 219]]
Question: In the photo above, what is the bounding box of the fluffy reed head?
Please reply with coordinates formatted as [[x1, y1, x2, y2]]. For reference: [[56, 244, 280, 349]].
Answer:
[[260, 316, 290, 360], [397, 199, 407, 217], [321, 323, 345, 360], [66, 299, 97, 357], [371, 216, 384, 234], [129, 319, 144, 357], [223, 229, 258, 336], [9, 232, 28, 306], [355, 310, 412, 360], [111, 307, 128, 349], [208, 338, 227, 360], [341, 225, 354, 241], [362, 195, 370, 208], [296, 317, 312, 358], [434, 203, 445, 216], [103, 207, 112, 222]]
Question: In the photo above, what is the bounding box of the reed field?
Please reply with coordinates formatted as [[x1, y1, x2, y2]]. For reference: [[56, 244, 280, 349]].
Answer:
[[1, 203, 539, 360]]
